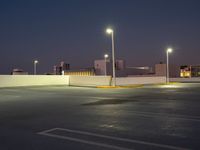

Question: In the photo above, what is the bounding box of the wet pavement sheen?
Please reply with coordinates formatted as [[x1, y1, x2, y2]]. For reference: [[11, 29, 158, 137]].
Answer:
[[0, 83, 199, 150]]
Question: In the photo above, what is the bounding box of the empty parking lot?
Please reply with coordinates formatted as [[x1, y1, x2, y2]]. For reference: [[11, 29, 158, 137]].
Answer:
[[0, 83, 200, 150]]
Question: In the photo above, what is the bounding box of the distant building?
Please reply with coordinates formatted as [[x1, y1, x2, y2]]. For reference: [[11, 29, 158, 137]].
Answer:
[[115, 59, 125, 70], [93, 59, 180, 77], [126, 66, 153, 76], [64, 68, 95, 76], [11, 69, 28, 75], [54, 61, 95, 76], [155, 62, 179, 77], [180, 65, 200, 78], [54, 61, 70, 75], [94, 59, 126, 76], [60, 61, 70, 71], [94, 59, 111, 76], [155, 63, 166, 76], [191, 65, 200, 77], [170, 65, 180, 77]]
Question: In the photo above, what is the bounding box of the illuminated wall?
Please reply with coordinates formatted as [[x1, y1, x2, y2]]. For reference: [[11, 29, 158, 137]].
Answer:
[[0, 75, 167, 88], [116, 76, 166, 85], [69, 76, 112, 86], [0, 75, 69, 88]]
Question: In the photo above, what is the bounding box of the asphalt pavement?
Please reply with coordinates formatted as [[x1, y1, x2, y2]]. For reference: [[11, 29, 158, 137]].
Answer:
[[0, 83, 199, 150]]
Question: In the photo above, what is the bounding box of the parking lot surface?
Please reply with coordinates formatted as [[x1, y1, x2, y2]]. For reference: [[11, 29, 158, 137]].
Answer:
[[0, 83, 200, 150]]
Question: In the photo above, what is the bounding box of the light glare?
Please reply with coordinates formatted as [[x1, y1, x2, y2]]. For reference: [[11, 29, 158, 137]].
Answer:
[[167, 48, 173, 53], [106, 28, 113, 34], [104, 54, 109, 58]]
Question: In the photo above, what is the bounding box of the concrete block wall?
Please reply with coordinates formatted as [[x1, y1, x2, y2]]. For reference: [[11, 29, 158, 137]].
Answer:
[[0, 75, 69, 88], [69, 75, 112, 86], [170, 77, 200, 83], [0, 75, 167, 88], [116, 76, 166, 85]]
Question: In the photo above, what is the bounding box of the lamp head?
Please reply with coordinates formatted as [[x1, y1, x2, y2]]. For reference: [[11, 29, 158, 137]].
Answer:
[[104, 54, 109, 58], [34, 60, 38, 64], [167, 48, 173, 53], [106, 28, 113, 34]]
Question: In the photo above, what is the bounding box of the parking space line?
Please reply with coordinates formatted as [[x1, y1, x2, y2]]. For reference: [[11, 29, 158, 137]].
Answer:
[[38, 128, 132, 150], [38, 128, 189, 150]]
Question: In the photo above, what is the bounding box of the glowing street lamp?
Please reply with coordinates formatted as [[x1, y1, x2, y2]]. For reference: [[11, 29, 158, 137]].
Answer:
[[166, 48, 173, 83], [106, 28, 116, 86], [104, 54, 109, 76], [34, 60, 38, 75]]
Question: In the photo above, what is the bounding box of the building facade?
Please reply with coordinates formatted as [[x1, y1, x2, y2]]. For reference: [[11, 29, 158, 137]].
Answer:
[[180, 65, 200, 78], [11, 69, 28, 75], [54, 61, 70, 75], [94, 59, 126, 76], [64, 68, 95, 76]]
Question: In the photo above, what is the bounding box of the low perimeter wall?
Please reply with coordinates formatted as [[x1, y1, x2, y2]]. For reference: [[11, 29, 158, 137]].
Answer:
[[0, 75, 167, 88], [69, 76, 112, 86], [170, 77, 200, 83], [0, 75, 69, 88], [116, 76, 166, 85]]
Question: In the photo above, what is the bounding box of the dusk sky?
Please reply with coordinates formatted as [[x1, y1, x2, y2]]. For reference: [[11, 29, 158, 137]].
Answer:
[[0, 0, 200, 74]]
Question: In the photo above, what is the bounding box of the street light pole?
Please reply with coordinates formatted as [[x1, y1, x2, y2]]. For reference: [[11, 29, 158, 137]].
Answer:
[[166, 48, 172, 83], [104, 54, 109, 76], [34, 60, 38, 75], [106, 28, 116, 86]]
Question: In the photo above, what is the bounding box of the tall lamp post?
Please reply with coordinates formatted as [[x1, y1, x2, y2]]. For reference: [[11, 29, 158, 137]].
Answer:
[[104, 54, 109, 76], [166, 48, 173, 83], [106, 28, 116, 86], [34, 60, 38, 75]]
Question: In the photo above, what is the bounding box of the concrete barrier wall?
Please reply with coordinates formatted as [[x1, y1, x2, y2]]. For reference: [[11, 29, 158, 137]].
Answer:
[[170, 77, 200, 83], [116, 76, 166, 85], [0, 75, 69, 88], [0, 75, 167, 88], [69, 75, 112, 86]]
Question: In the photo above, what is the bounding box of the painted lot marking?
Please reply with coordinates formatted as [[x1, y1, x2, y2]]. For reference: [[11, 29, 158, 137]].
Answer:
[[38, 128, 189, 150]]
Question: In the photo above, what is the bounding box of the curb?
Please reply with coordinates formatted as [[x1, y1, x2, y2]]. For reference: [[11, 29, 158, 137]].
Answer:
[[153, 82, 180, 86], [96, 84, 143, 89]]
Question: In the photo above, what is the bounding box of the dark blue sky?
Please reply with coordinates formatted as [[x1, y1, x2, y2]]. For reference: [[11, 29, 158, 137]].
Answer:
[[0, 0, 200, 74]]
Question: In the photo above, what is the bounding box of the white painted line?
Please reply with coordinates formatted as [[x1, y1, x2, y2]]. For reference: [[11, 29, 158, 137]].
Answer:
[[38, 128, 189, 150], [88, 97, 117, 100], [39, 128, 58, 134], [39, 131, 132, 150]]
